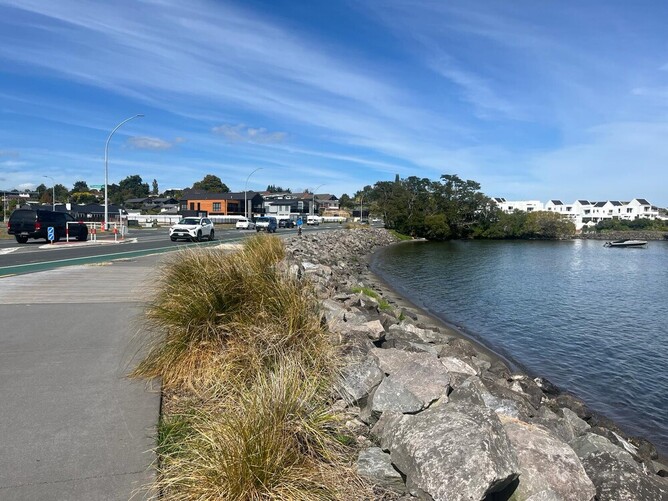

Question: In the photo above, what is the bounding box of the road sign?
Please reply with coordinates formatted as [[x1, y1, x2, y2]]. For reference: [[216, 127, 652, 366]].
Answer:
[[90, 184, 104, 190], [47, 226, 55, 242]]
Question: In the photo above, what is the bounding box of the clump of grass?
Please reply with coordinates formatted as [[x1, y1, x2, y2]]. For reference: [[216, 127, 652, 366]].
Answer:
[[131, 233, 326, 390], [351, 286, 392, 311], [389, 229, 412, 240], [153, 355, 369, 500], [133, 234, 378, 499]]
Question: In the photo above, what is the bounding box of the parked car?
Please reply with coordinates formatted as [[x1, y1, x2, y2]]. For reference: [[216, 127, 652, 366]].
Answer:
[[278, 219, 294, 228], [306, 215, 321, 225], [255, 216, 277, 233], [7, 208, 88, 243], [235, 217, 256, 230], [169, 217, 215, 241]]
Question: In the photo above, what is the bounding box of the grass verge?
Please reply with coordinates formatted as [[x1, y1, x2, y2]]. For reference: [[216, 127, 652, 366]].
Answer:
[[131, 234, 373, 499]]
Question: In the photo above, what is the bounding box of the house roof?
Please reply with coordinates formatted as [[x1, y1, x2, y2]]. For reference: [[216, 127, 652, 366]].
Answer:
[[609, 201, 623, 206], [125, 197, 149, 203], [180, 189, 262, 201], [594, 201, 606, 207], [493, 197, 506, 203], [635, 198, 650, 205], [577, 200, 590, 205], [549, 200, 563, 205]]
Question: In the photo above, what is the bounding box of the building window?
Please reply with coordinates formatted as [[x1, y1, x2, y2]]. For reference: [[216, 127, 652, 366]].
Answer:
[[213, 202, 221, 212], [190, 202, 194, 210], [627, 208, 633, 213]]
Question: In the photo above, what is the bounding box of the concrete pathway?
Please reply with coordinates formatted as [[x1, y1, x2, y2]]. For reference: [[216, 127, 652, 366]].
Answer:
[[0, 256, 161, 500]]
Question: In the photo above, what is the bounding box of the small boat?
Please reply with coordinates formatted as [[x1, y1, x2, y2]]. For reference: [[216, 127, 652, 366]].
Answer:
[[604, 239, 648, 248]]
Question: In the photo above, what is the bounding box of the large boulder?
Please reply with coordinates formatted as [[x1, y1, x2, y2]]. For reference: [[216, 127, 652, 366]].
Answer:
[[571, 433, 668, 501], [371, 361, 450, 414], [338, 356, 384, 404], [373, 398, 519, 500], [356, 447, 406, 493], [500, 416, 596, 501]]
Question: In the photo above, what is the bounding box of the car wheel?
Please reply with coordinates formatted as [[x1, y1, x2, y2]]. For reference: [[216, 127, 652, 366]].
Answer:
[[196, 230, 202, 242], [77, 228, 88, 241], [209, 230, 215, 241], [15, 236, 28, 244], [170, 237, 177, 241], [53, 231, 61, 243]]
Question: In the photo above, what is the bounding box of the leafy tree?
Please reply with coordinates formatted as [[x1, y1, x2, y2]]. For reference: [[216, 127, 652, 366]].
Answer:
[[522, 211, 575, 239], [192, 174, 229, 193], [40, 184, 70, 204], [72, 180, 89, 193], [338, 193, 354, 209], [152, 179, 159, 196], [36, 183, 47, 198], [119, 175, 150, 200], [70, 192, 98, 204]]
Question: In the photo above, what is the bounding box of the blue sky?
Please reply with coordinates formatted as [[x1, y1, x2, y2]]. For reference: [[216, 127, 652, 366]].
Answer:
[[1, 0, 667, 206]]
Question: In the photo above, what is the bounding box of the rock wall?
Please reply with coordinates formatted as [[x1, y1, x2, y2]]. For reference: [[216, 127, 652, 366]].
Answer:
[[283, 228, 668, 501], [578, 230, 668, 241]]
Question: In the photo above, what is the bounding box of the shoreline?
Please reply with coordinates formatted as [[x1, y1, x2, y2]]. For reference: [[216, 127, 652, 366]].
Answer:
[[363, 236, 668, 465]]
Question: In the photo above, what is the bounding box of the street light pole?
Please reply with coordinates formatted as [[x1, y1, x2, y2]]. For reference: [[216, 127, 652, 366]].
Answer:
[[43, 175, 55, 211], [311, 183, 325, 216], [244, 168, 263, 219], [360, 193, 364, 223], [104, 114, 144, 230]]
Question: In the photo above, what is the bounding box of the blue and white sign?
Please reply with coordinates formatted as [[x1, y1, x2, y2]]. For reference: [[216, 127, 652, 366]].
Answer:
[[47, 226, 55, 242], [296, 217, 303, 227]]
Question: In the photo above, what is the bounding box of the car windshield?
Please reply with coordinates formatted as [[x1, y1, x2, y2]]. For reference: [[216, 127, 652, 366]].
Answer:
[[179, 218, 200, 225], [257, 217, 269, 222]]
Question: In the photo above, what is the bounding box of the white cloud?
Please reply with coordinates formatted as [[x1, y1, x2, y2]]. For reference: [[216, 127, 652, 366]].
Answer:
[[212, 124, 288, 144], [127, 136, 178, 150]]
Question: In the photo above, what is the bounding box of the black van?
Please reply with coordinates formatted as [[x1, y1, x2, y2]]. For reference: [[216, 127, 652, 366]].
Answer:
[[7, 209, 88, 243]]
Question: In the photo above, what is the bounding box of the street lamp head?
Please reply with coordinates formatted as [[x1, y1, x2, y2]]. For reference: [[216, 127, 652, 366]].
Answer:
[[136, 114, 145, 118]]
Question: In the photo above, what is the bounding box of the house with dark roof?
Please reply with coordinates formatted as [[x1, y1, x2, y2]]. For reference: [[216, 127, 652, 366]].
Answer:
[[179, 190, 264, 217]]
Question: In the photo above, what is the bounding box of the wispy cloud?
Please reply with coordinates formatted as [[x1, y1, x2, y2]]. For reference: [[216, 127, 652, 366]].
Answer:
[[127, 136, 184, 150], [212, 124, 288, 144]]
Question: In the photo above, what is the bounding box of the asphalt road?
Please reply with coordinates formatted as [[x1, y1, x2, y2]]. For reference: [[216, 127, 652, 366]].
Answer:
[[0, 225, 330, 276]]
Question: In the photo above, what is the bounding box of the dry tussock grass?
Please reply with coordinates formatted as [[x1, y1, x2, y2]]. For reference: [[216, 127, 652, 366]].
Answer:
[[131, 234, 375, 500]]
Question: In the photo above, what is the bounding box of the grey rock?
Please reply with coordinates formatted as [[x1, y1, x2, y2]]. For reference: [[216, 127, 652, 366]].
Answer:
[[570, 433, 637, 468], [525, 490, 564, 501], [338, 357, 384, 404], [501, 416, 596, 501], [357, 447, 406, 493], [378, 398, 519, 501], [440, 356, 477, 376], [371, 361, 450, 414], [370, 347, 439, 375], [562, 407, 591, 436], [350, 319, 386, 342], [579, 451, 668, 501]]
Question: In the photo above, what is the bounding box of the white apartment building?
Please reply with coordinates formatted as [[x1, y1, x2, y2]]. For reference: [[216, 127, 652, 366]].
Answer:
[[496, 197, 659, 230], [493, 198, 543, 213]]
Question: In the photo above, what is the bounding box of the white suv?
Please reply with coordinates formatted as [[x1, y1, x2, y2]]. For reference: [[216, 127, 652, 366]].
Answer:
[[235, 217, 255, 230], [169, 217, 215, 242]]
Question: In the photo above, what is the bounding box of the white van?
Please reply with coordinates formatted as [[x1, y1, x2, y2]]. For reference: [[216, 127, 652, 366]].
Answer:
[[306, 215, 321, 225]]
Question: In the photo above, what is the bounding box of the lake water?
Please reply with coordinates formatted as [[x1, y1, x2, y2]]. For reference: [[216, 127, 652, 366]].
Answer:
[[372, 239, 668, 455]]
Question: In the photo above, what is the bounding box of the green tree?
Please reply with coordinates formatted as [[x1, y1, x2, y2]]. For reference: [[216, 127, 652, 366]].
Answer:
[[522, 211, 575, 239], [72, 180, 89, 193], [338, 193, 354, 209], [119, 175, 150, 200], [192, 174, 229, 193], [36, 183, 47, 199], [152, 179, 159, 196], [266, 184, 291, 193]]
